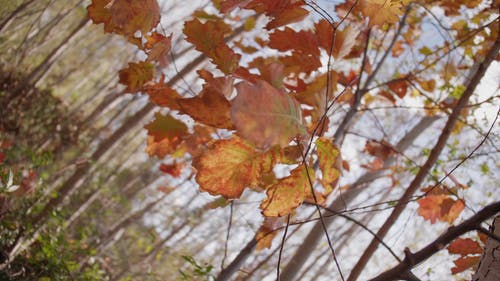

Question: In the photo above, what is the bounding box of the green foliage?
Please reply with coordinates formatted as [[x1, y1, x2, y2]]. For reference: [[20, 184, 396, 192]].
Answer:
[[178, 256, 214, 281]]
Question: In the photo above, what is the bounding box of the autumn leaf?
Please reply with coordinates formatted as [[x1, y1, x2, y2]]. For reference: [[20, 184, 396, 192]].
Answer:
[[197, 69, 234, 99], [360, 0, 404, 28], [142, 80, 182, 110], [265, 4, 309, 30], [177, 87, 234, 129], [447, 238, 483, 256], [118, 62, 154, 92], [314, 19, 359, 60], [145, 112, 188, 142], [145, 32, 172, 66], [183, 18, 240, 74], [193, 137, 296, 199], [109, 0, 160, 36], [315, 137, 341, 194], [417, 194, 465, 224], [269, 27, 319, 57], [184, 18, 230, 54], [261, 164, 314, 217], [267, 29, 323, 74], [387, 79, 408, 99], [211, 43, 241, 74], [451, 255, 480, 274], [221, 0, 308, 29], [88, 0, 160, 36], [144, 113, 188, 158], [231, 80, 306, 149], [87, 0, 114, 33]]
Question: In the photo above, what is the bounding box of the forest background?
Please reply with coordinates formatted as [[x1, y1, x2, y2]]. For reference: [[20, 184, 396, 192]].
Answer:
[[0, 0, 499, 281]]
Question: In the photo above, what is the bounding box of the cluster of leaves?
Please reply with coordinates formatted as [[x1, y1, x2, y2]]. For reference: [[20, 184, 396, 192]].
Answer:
[[446, 234, 486, 275], [87, 0, 349, 246], [87, 0, 498, 274]]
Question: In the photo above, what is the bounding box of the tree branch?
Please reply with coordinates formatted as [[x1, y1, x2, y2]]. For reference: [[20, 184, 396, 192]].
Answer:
[[347, 28, 500, 281], [369, 201, 500, 281]]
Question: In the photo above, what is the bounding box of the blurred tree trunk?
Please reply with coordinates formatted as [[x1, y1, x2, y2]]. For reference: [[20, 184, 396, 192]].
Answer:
[[472, 216, 500, 281]]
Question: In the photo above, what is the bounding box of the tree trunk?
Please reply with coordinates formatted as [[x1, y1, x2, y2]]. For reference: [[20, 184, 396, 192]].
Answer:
[[472, 216, 500, 281]]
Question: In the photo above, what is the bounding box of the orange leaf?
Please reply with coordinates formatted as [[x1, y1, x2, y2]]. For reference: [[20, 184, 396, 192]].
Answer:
[[193, 137, 295, 199], [417, 194, 448, 224], [231, 80, 306, 149], [451, 255, 480, 274], [360, 0, 404, 28], [441, 198, 465, 224], [118, 62, 154, 93], [417, 194, 465, 224], [447, 238, 483, 256], [316, 137, 341, 195], [177, 87, 234, 129], [261, 164, 314, 217]]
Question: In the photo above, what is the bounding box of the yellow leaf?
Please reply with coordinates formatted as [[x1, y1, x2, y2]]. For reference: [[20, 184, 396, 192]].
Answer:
[[261, 164, 314, 217], [316, 137, 341, 195]]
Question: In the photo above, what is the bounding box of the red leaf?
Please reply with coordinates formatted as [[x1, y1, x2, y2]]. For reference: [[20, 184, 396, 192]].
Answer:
[[159, 162, 183, 178], [451, 255, 480, 274], [269, 27, 319, 57], [447, 238, 483, 256], [388, 80, 408, 99]]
